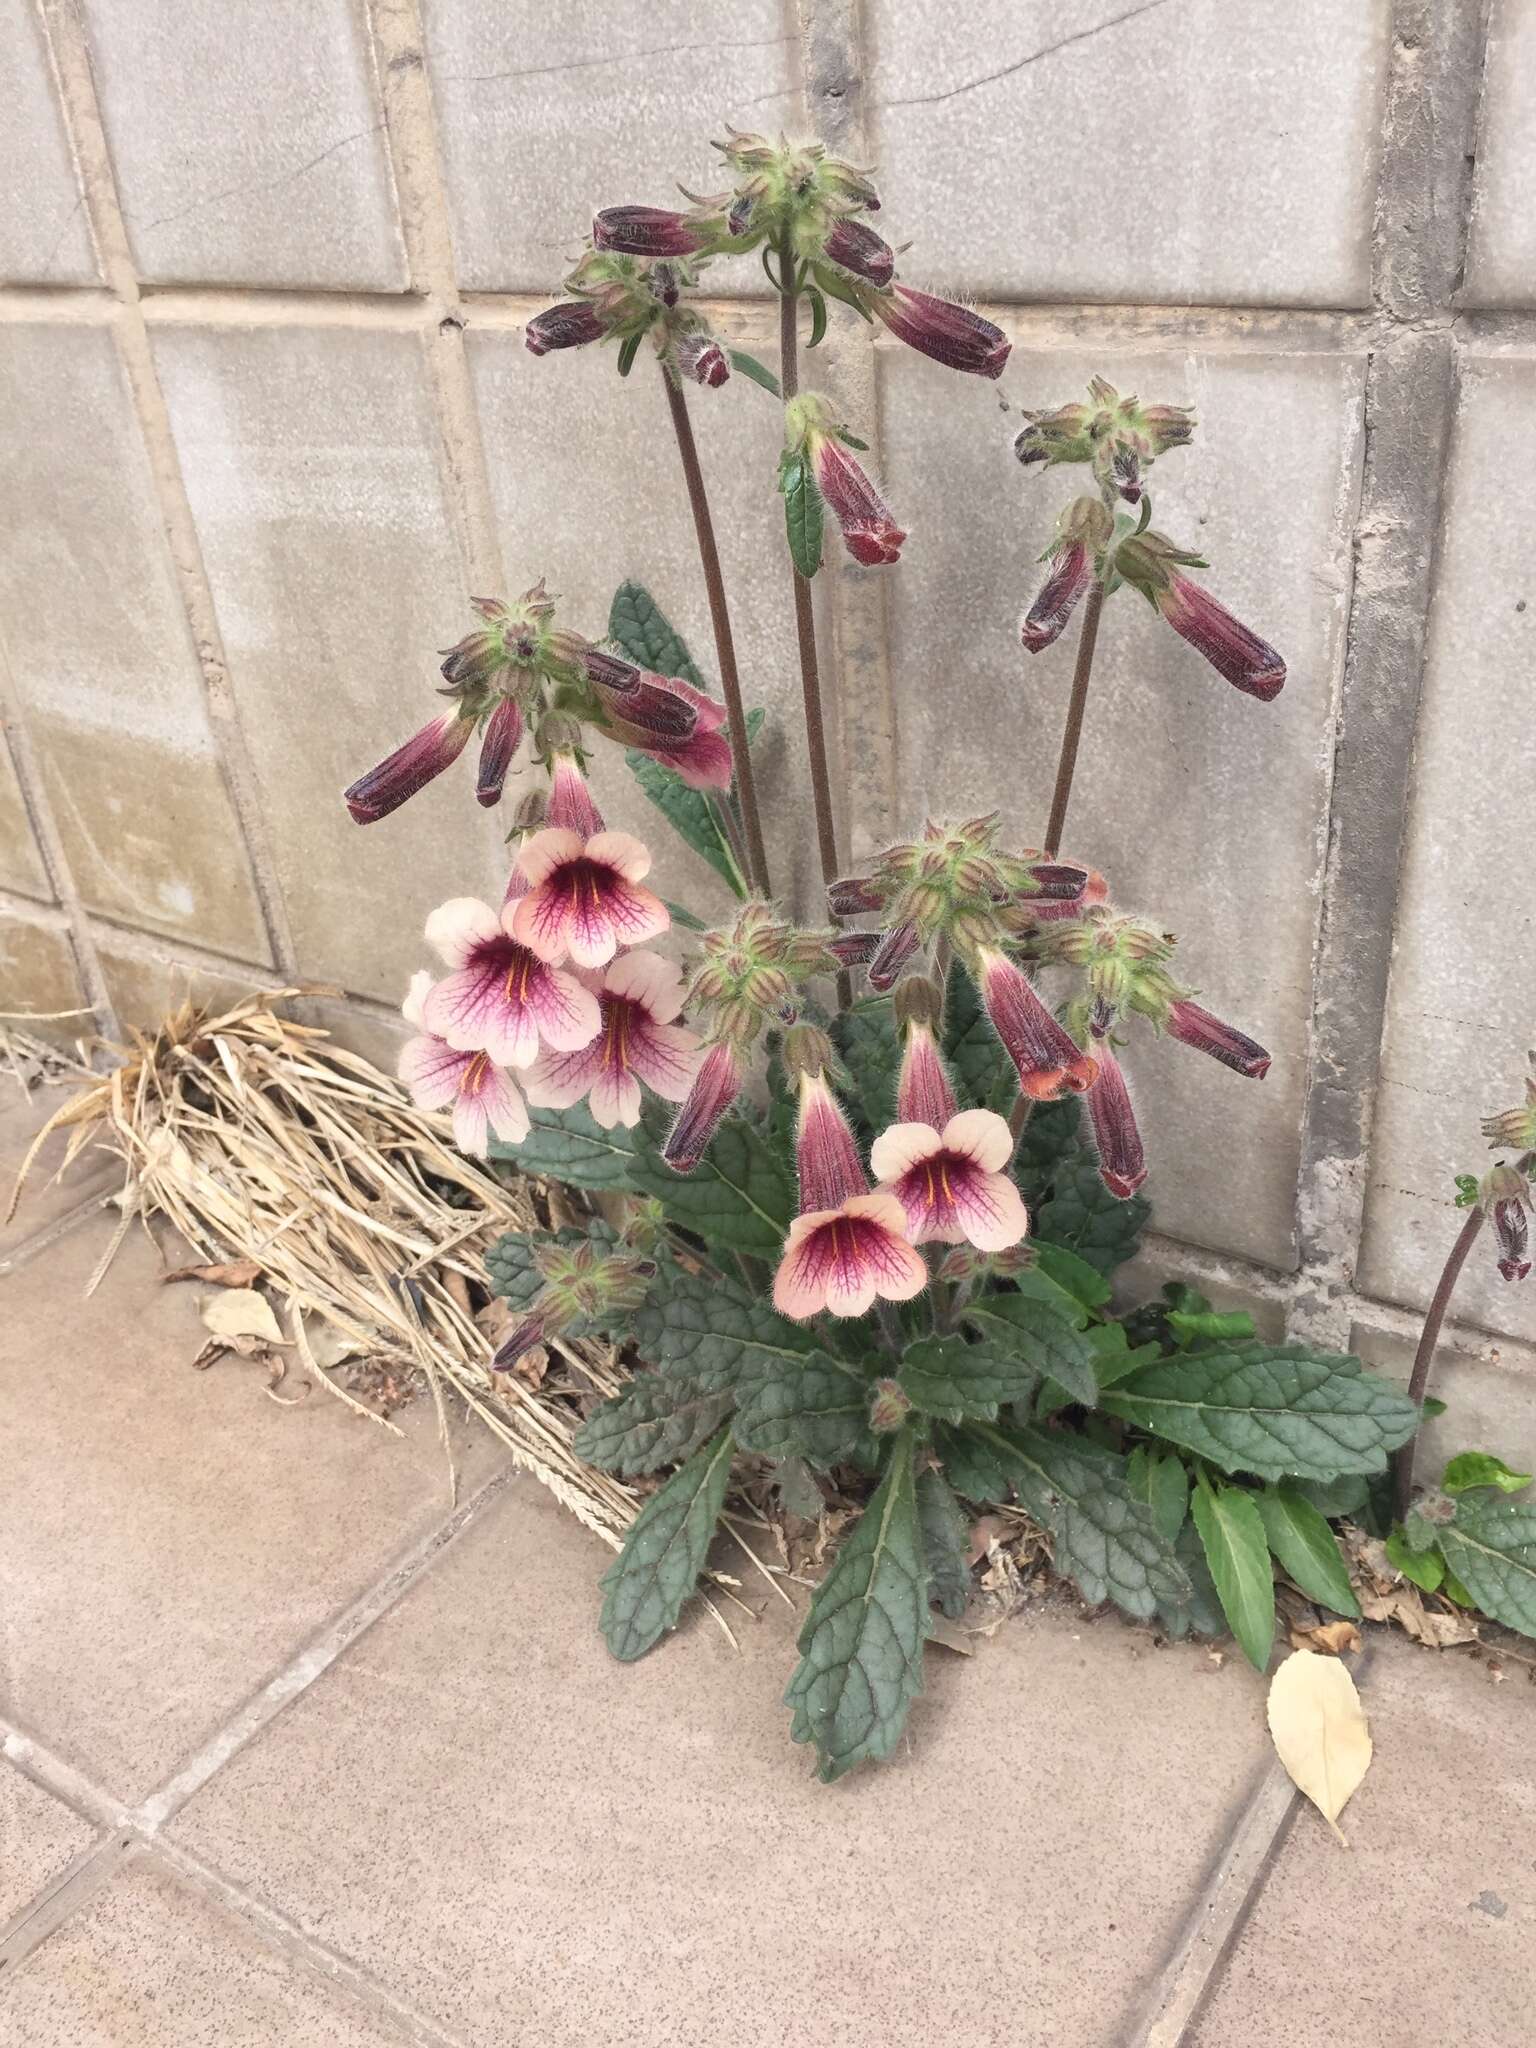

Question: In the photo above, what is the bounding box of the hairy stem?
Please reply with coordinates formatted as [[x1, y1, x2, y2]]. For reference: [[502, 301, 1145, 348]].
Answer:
[[660, 364, 772, 897], [1392, 1204, 1485, 1521], [1044, 581, 1107, 857]]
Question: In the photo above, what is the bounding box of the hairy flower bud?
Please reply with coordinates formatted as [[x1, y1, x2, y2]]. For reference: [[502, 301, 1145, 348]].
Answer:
[[662, 1040, 745, 1172], [525, 301, 607, 356], [822, 216, 894, 286], [344, 712, 474, 825], [895, 1019, 958, 1128], [592, 204, 703, 257], [475, 697, 523, 807], [794, 1069, 868, 1213], [1116, 532, 1285, 701], [869, 1379, 913, 1435], [546, 751, 605, 837], [974, 947, 1098, 1099], [1022, 543, 1092, 653], [1165, 999, 1271, 1078], [787, 397, 906, 567], [826, 930, 880, 967], [828, 874, 887, 916], [675, 328, 730, 388], [874, 285, 1009, 380], [1086, 1043, 1147, 1200], [1480, 1061, 1536, 1154], [868, 918, 923, 992]]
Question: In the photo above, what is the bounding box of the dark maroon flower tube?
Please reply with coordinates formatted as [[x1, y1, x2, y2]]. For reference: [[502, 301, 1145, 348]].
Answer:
[[826, 930, 880, 967], [810, 437, 906, 567], [525, 302, 606, 356], [794, 1071, 868, 1213], [1021, 543, 1092, 654], [675, 330, 730, 388], [1086, 1044, 1147, 1200], [663, 1041, 745, 1172], [474, 698, 523, 808], [1494, 1199, 1531, 1284], [592, 205, 703, 257], [974, 947, 1098, 1099], [868, 918, 922, 993], [491, 1312, 547, 1373], [1166, 1000, 1271, 1079], [875, 285, 1010, 380], [823, 218, 894, 286], [1155, 575, 1286, 700], [344, 712, 473, 824], [828, 875, 886, 916], [581, 651, 698, 742]]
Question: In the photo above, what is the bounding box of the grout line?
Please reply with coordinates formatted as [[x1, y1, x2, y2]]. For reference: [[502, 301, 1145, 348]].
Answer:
[[0, 1828, 137, 1980], [0, 1184, 115, 1275], [1, 1724, 132, 1834], [35, 0, 300, 981]]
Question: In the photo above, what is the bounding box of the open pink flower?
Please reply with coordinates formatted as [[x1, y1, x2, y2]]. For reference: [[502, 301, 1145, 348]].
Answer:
[[525, 951, 701, 1129], [398, 973, 529, 1156], [773, 1191, 927, 1321], [511, 828, 668, 969], [871, 1109, 1029, 1251], [420, 897, 600, 1068]]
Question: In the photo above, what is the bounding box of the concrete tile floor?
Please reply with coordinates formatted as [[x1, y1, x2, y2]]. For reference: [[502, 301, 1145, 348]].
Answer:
[[2, 1077, 1533, 2045]]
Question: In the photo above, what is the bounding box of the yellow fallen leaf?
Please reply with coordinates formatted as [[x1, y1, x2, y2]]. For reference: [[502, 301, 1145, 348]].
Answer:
[[200, 1287, 284, 1346], [1267, 1648, 1372, 1846]]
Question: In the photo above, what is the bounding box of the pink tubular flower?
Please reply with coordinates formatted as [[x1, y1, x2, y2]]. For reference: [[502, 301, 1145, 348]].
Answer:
[[581, 651, 699, 743], [592, 205, 702, 257], [512, 828, 668, 969], [475, 698, 523, 807], [629, 674, 733, 791], [896, 1021, 957, 1129], [525, 302, 607, 356], [874, 285, 1010, 380], [1022, 543, 1092, 653], [810, 436, 906, 567], [663, 1039, 745, 1171], [398, 973, 529, 1156], [675, 330, 730, 388], [773, 1191, 927, 1321], [546, 752, 605, 836], [1166, 999, 1271, 1079], [420, 897, 600, 1069], [975, 947, 1098, 1099], [344, 712, 473, 824], [1155, 576, 1286, 701], [1028, 866, 1109, 925], [823, 217, 894, 286], [794, 1070, 868, 1214], [868, 918, 922, 992], [827, 930, 880, 968], [1494, 1197, 1531, 1284], [871, 1108, 1030, 1251], [525, 950, 701, 1129], [1085, 1044, 1147, 1200]]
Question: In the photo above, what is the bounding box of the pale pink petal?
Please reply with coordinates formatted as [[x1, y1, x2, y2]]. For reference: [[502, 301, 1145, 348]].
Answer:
[[588, 1064, 644, 1129], [857, 1225, 928, 1301], [523, 1039, 604, 1109], [772, 1212, 838, 1320], [627, 1020, 702, 1102], [401, 970, 434, 1030], [398, 1033, 469, 1111], [601, 879, 668, 950], [529, 966, 602, 1051], [452, 1091, 491, 1156], [942, 1107, 1015, 1173], [604, 947, 684, 1020], [951, 1166, 1030, 1253], [479, 1065, 530, 1145], [821, 1254, 879, 1320], [869, 1120, 941, 1184], [845, 1189, 919, 1237], [423, 962, 539, 1068], [424, 896, 502, 969], [563, 887, 621, 970], [510, 881, 575, 963], [587, 829, 651, 883], [514, 827, 584, 887]]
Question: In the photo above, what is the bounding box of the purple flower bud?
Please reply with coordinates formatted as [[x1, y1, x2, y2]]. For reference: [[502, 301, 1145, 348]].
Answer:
[[1086, 1044, 1147, 1200], [1494, 1198, 1531, 1284], [826, 930, 880, 967], [1024, 862, 1090, 901], [491, 1311, 547, 1373], [975, 947, 1098, 1100], [1166, 1000, 1271, 1079], [810, 437, 906, 567], [474, 697, 523, 808], [727, 193, 756, 239], [675, 329, 730, 389], [592, 205, 703, 257], [823, 217, 894, 287], [828, 875, 885, 916], [875, 285, 1010, 380], [868, 918, 922, 993], [794, 1070, 869, 1214], [1021, 543, 1092, 654], [663, 1041, 745, 1172], [525, 302, 606, 357], [581, 650, 698, 742], [1156, 575, 1286, 701], [344, 712, 473, 824]]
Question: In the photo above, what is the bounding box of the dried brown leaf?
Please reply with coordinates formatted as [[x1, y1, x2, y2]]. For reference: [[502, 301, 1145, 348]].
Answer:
[[1290, 1619, 1362, 1656], [163, 1258, 262, 1289], [200, 1287, 284, 1346]]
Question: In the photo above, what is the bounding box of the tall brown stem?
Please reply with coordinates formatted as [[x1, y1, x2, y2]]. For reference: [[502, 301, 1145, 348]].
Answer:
[[778, 256, 849, 1005], [660, 366, 772, 897], [1044, 582, 1107, 857], [1392, 1204, 1485, 1520]]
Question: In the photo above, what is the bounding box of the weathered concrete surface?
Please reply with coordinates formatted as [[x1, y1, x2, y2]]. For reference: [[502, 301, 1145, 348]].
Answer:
[[0, 1770, 94, 1928]]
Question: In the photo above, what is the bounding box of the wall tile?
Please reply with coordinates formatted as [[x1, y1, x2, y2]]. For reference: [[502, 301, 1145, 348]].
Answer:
[[81, 0, 405, 290], [0, 723, 50, 899], [1361, 356, 1536, 1340], [0, 0, 99, 284], [1464, 0, 1536, 306], [424, 0, 803, 291], [1350, 1322, 1536, 1489], [94, 939, 274, 1034], [0, 912, 87, 1042], [0, 324, 269, 960], [867, 0, 1390, 306], [878, 342, 1364, 1268], [153, 322, 507, 1003]]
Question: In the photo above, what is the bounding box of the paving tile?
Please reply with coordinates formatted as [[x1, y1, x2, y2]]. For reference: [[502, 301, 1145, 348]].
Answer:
[[0, 1071, 116, 1265], [1, 1849, 406, 2046], [867, 0, 1389, 306], [0, 915, 89, 1051], [0, 1765, 96, 1929], [0, 323, 270, 961], [1361, 356, 1536, 1343], [153, 321, 509, 1004], [425, 0, 804, 291], [1189, 1637, 1536, 2047], [174, 1473, 1268, 2048], [0, 0, 99, 285], [0, 1214, 503, 1804], [1463, 0, 1536, 306], [880, 343, 1363, 1270], [80, 0, 405, 290]]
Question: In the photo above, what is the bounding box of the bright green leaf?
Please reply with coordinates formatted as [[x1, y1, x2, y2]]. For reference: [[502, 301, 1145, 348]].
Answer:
[[1157, 1518, 1228, 1640], [1032, 1242, 1111, 1311], [1384, 1526, 1445, 1592], [599, 1427, 735, 1660], [732, 1356, 872, 1466], [1442, 1451, 1533, 1497], [963, 1293, 1098, 1408], [1191, 1479, 1276, 1671], [1439, 1502, 1536, 1636], [779, 450, 824, 578], [727, 349, 781, 397], [1254, 1483, 1360, 1617], [1440, 1565, 1477, 1607], [574, 1376, 736, 1478], [916, 1466, 973, 1620], [898, 1335, 1039, 1424], [1166, 1308, 1257, 1346], [1127, 1444, 1190, 1545]]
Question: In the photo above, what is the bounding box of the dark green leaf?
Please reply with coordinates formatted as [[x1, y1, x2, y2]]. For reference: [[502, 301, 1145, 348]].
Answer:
[[1442, 1451, 1533, 1496], [916, 1467, 972, 1620], [663, 896, 709, 932], [780, 451, 824, 578], [1402, 1505, 1442, 1554], [727, 349, 781, 397], [483, 1228, 560, 1311], [772, 1456, 824, 1519], [898, 1335, 1039, 1423], [1166, 1308, 1257, 1346], [1126, 1444, 1190, 1544], [573, 1376, 736, 1478], [608, 580, 706, 688], [1032, 1242, 1111, 1311], [1157, 1518, 1228, 1639], [806, 285, 828, 348], [963, 1293, 1098, 1408], [599, 1427, 735, 1660], [616, 331, 642, 377], [832, 998, 901, 1141], [786, 1428, 929, 1780], [1440, 1564, 1476, 1607], [1292, 1473, 1371, 1519], [625, 746, 746, 893], [1254, 1483, 1359, 1616], [733, 1356, 871, 1465], [631, 1263, 818, 1394], [1084, 1322, 1164, 1387], [1100, 1343, 1419, 1483], [1439, 1501, 1536, 1636], [933, 1421, 1020, 1503], [1384, 1525, 1445, 1593], [1030, 1145, 1150, 1275], [495, 1106, 637, 1191], [1191, 1478, 1276, 1671], [626, 1111, 795, 1259]]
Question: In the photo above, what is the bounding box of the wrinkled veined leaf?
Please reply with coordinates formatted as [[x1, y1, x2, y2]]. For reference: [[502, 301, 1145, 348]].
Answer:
[[933, 1421, 1021, 1504], [1293, 1473, 1371, 1519], [626, 1109, 795, 1260], [786, 1427, 928, 1780], [1255, 1483, 1360, 1617], [608, 579, 706, 688], [1157, 1518, 1228, 1640], [963, 1293, 1098, 1408], [1101, 1344, 1419, 1483], [1401, 1506, 1441, 1555], [727, 348, 782, 397], [631, 1262, 820, 1394], [1442, 1451, 1533, 1497], [732, 1356, 872, 1466], [1191, 1477, 1276, 1671], [779, 449, 824, 578], [573, 1376, 736, 1479], [1032, 1242, 1111, 1312], [1438, 1501, 1536, 1637], [1267, 1648, 1372, 1845], [832, 998, 901, 1142], [1384, 1525, 1445, 1593], [916, 1466, 972, 1620], [1126, 1444, 1190, 1545], [1029, 1141, 1150, 1276], [599, 1427, 735, 1661], [494, 1106, 638, 1191], [897, 1335, 1039, 1424]]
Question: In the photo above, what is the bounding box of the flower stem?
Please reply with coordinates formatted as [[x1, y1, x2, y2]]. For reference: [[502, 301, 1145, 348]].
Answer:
[[1392, 1203, 1485, 1521], [1044, 581, 1107, 857], [659, 364, 772, 897], [777, 252, 850, 1007]]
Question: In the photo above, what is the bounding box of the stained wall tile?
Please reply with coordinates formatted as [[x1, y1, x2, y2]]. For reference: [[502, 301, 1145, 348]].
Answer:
[[0, 0, 99, 285], [0, 912, 87, 1044], [0, 724, 50, 899], [1463, 0, 1536, 306]]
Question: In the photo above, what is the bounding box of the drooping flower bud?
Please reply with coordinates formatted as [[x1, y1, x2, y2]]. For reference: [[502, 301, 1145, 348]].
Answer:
[[662, 1039, 745, 1172], [1116, 532, 1285, 701], [828, 874, 886, 916], [592, 205, 704, 257], [1085, 1043, 1147, 1199], [826, 930, 880, 967], [973, 946, 1098, 1099], [895, 1018, 958, 1129], [525, 301, 607, 356], [1480, 1060, 1536, 1154], [794, 1069, 868, 1214], [491, 1310, 550, 1373], [823, 217, 894, 286], [1495, 1199, 1531, 1284], [868, 918, 923, 992], [344, 711, 475, 824], [675, 328, 730, 388], [546, 751, 605, 837], [580, 650, 699, 742], [1021, 498, 1113, 654], [474, 698, 523, 808], [873, 285, 1010, 380], [787, 395, 906, 568], [1165, 999, 1271, 1078]]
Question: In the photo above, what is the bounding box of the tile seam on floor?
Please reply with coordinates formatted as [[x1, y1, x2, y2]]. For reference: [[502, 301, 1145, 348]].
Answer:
[[0, 1828, 136, 1979], [1, 1724, 132, 1833], [0, 1180, 115, 1273]]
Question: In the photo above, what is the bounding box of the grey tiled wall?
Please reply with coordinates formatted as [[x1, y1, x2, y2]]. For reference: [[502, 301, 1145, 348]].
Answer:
[[3, 1, 1533, 1449]]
